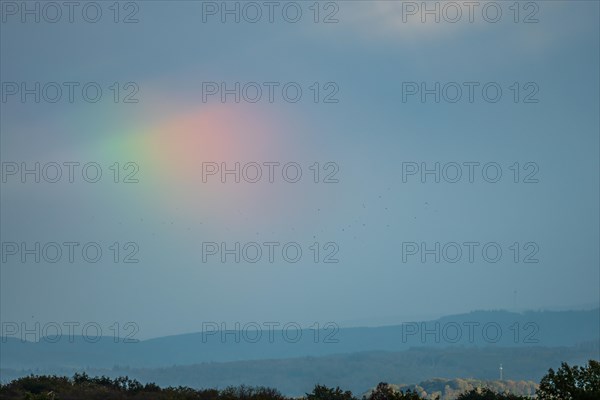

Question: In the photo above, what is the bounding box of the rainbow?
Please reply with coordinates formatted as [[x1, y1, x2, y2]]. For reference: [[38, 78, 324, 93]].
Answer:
[[63, 102, 295, 231]]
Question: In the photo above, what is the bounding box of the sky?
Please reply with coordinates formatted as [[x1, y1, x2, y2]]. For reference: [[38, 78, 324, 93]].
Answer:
[[1, 1, 599, 340]]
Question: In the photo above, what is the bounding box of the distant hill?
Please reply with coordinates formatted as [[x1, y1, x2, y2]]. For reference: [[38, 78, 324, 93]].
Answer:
[[1, 309, 598, 370], [2, 344, 598, 396]]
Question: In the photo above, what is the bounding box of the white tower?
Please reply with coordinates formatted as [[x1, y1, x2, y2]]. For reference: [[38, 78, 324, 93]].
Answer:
[[500, 364, 503, 380]]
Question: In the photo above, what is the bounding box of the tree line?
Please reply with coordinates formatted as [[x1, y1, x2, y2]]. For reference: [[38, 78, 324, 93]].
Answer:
[[0, 360, 598, 400]]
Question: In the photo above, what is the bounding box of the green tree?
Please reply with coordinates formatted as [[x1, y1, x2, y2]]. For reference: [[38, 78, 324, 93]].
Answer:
[[367, 382, 426, 400], [536, 360, 600, 400], [219, 384, 285, 400], [456, 387, 528, 400], [306, 384, 355, 400]]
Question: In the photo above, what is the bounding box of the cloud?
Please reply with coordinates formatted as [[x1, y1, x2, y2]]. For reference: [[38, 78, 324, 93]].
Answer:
[[339, 1, 493, 40]]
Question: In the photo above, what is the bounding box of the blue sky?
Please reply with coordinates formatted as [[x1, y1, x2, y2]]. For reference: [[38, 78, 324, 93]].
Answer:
[[1, 1, 598, 339]]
